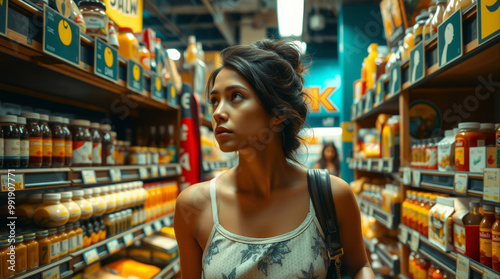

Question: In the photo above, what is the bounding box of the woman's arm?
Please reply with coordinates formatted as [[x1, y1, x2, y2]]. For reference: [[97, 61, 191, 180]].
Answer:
[[330, 176, 375, 279]]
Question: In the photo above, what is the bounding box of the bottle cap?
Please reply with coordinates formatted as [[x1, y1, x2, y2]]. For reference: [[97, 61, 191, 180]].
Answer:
[[73, 190, 84, 197], [21, 112, 40, 120], [93, 188, 101, 195], [43, 193, 61, 201], [90, 122, 100, 129], [17, 116, 27, 125], [70, 120, 91, 127], [62, 118, 70, 124], [49, 116, 63, 123], [84, 189, 93, 197], [458, 122, 480, 130], [0, 115, 18, 123], [100, 124, 111, 131], [40, 114, 49, 121], [483, 204, 494, 212], [61, 191, 73, 199], [480, 123, 495, 130]]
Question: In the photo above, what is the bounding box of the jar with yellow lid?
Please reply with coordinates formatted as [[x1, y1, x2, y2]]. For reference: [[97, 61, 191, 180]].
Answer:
[[33, 193, 70, 227]]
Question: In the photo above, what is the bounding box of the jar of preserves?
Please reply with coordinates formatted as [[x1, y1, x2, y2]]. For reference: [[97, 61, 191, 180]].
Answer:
[[455, 122, 485, 172], [48, 228, 60, 262], [431, 0, 448, 36], [414, 13, 430, 45], [33, 193, 70, 227], [424, 6, 437, 41], [35, 229, 50, 265], [22, 113, 43, 168], [40, 114, 53, 168], [70, 120, 92, 167], [0, 115, 20, 169], [78, 0, 108, 42], [403, 27, 415, 60], [158, 148, 168, 164], [13, 235, 27, 275], [100, 124, 114, 166], [49, 116, 65, 168], [62, 118, 73, 167], [17, 116, 29, 168], [90, 122, 102, 166], [74, 221, 84, 249], [66, 223, 77, 253]]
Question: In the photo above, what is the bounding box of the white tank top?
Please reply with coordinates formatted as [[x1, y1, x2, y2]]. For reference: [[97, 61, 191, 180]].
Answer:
[[201, 177, 330, 279]]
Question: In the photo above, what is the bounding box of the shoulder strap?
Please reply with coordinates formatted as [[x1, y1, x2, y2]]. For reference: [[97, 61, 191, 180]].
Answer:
[[307, 169, 344, 260]]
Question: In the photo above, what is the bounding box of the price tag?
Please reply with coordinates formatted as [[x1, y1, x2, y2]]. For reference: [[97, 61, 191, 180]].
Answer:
[[154, 220, 163, 231], [106, 239, 120, 254], [94, 38, 119, 83], [438, 9, 463, 68], [109, 168, 121, 182], [42, 265, 61, 279], [410, 230, 420, 251], [139, 168, 149, 179], [412, 170, 421, 187], [1, 173, 25, 191], [387, 159, 394, 173], [159, 166, 168, 177], [402, 168, 412, 185], [454, 173, 468, 195], [173, 262, 180, 273], [351, 105, 356, 120], [151, 74, 165, 102], [456, 254, 470, 279], [0, 0, 7, 36], [83, 248, 99, 264], [127, 59, 144, 94], [81, 170, 97, 184], [483, 268, 500, 279], [151, 165, 159, 178], [483, 168, 500, 202], [143, 225, 153, 236], [400, 226, 409, 244], [367, 159, 373, 171], [164, 217, 172, 227], [43, 6, 80, 67], [123, 233, 134, 246], [357, 101, 363, 117], [378, 160, 384, 172]]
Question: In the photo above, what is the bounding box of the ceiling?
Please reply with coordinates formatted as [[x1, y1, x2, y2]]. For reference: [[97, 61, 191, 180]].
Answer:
[[142, 0, 377, 53]]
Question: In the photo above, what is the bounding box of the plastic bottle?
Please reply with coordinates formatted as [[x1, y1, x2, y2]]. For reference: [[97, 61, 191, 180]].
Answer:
[[66, 223, 77, 253], [57, 226, 69, 257], [139, 42, 151, 72], [61, 191, 81, 223], [492, 206, 500, 271], [117, 27, 139, 62], [365, 43, 379, 90], [418, 193, 429, 235], [402, 191, 411, 226], [403, 27, 415, 60], [184, 35, 198, 67], [103, 186, 116, 214], [62, 118, 73, 167], [74, 221, 84, 250], [418, 256, 430, 279], [39, 114, 53, 168], [411, 192, 422, 231], [91, 188, 107, 216], [409, 251, 416, 278], [480, 204, 496, 267], [33, 193, 70, 227], [48, 228, 60, 262], [427, 138, 439, 170], [428, 264, 437, 279], [91, 218, 100, 244], [432, 267, 444, 278], [453, 200, 482, 261]]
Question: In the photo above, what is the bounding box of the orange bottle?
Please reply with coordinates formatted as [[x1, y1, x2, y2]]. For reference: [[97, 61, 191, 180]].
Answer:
[[480, 204, 496, 267], [117, 27, 139, 62], [432, 267, 444, 279], [417, 193, 427, 234], [492, 206, 500, 271], [403, 191, 412, 226], [428, 264, 437, 279], [413, 253, 421, 279], [453, 200, 482, 261], [411, 193, 422, 231], [408, 191, 417, 228], [418, 256, 430, 279], [365, 43, 378, 90], [409, 251, 416, 279]]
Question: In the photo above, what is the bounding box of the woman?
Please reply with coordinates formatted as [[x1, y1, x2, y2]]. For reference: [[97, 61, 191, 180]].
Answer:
[[313, 142, 341, 177], [174, 39, 374, 279]]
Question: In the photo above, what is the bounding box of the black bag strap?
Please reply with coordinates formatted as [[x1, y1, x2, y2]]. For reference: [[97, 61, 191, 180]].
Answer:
[[307, 169, 344, 274]]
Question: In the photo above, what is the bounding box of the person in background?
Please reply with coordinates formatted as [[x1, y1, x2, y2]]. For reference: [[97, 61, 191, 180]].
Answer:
[[313, 142, 341, 177], [174, 39, 374, 279]]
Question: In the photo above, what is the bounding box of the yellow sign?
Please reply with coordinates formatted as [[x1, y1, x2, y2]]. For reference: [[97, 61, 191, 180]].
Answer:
[[341, 122, 354, 142], [307, 87, 339, 113], [104, 0, 143, 33], [478, 0, 500, 44]]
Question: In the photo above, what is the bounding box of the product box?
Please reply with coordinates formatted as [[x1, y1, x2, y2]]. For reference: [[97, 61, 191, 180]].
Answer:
[[470, 147, 497, 173], [429, 196, 456, 252]]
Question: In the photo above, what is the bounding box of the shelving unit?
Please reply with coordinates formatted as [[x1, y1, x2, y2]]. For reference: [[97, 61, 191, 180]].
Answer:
[[347, 157, 399, 175], [202, 160, 238, 172], [356, 196, 400, 230]]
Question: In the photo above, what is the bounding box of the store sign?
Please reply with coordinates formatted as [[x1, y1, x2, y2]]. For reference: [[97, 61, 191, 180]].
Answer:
[[380, 0, 407, 48], [438, 9, 463, 68], [151, 74, 165, 102], [308, 87, 340, 113], [410, 42, 425, 85], [95, 38, 118, 83], [167, 83, 178, 107], [477, 0, 500, 45], [103, 0, 143, 33], [43, 6, 80, 67], [127, 60, 144, 94], [0, 0, 7, 36], [454, 173, 468, 195], [390, 65, 401, 96]]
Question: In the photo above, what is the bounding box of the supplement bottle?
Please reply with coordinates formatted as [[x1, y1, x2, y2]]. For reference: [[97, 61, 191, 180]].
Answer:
[[0, 115, 20, 169], [21, 113, 42, 168], [480, 204, 496, 267], [17, 116, 29, 168], [49, 116, 65, 168], [39, 114, 53, 168]]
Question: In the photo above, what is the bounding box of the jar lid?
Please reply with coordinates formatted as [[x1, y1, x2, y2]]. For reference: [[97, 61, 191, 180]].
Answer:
[[48, 228, 57, 233], [66, 223, 74, 229], [93, 187, 101, 194], [100, 124, 111, 131], [84, 189, 93, 196], [110, 131, 117, 137], [0, 115, 18, 123], [15, 235, 23, 241], [101, 186, 109, 194], [21, 112, 40, 120], [17, 116, 27, 125], [35, 229, 49, 236], [458, 122, 480, 129], [75, 221, 81, 226], [70, 119, 91, 127], [40, 114, 49, 121], [90, 122, 100, 129], [480, 123, 495, 130], [453, 128, 460, 134], [61, 191, 73, 199], [73, 190, 84, 197], [49, 116, 63, 123], [116, 185, 123, 191], [57, 226, 66, 232], [62, 118, 70, 124], [78, 0, 106, 10], [24, 232, 36, 239], [118, 27, 134, 33], [43, 193, 61, 200], [483, 204, 494, 211]]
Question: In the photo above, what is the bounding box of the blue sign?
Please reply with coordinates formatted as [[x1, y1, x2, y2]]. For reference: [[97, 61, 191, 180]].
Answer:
[[0, 0, 7, 36], [167, 83, 178, 107], [43, 6, 80, 67], [438, 9, 463, 68], [389, 65, 401, 96], [410, 42, 425, 84], [151, 74, 165, 102], [95, 38, 118, 83], [127, 59, 144, 94]]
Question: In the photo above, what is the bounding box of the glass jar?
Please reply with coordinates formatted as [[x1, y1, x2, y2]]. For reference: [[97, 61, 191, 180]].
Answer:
[[17, 193, 42, 225], [49, 116, 65, 168], [129, 146, 144, 165], [0, 115, 20, 169], [455, 122, 485, 172], [17, 116, 29, 168], [91, 187, 107, 216], [90, 122, 102, 166], [57, 226, 69, 257], [61, 191, 81, 223], [403, 27, 415, 60], [35, 229, 50, 265], [117, 27, 139, 62], [48, 228, 60, 262], [62, 118, 73, 167], [22, 113, 42, 168], [40, 114, 52, 168], [443, 0, 459, 21], [66, 223, 77, 253], [24, 232, 39, 271], [414, 13, 430, 45], [100, 124, 114, 166], [70, 120, 92, 167], [432, 0, 448, 35], [480, 123, 496, 146], [424, 6, 437, 41], [72, 190, 93, 220], [74, 221, 84, 250], [103, 186, 117, 214], [79, 0, 108, 42], [33, 193, 70, 227], [13, 235, 27, 275]]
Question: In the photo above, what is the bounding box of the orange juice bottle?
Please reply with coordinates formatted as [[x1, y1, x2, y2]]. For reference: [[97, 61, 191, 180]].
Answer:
[[184, 36, 198, 66], [428, 264, 437, 279], [480, 204, 496, 267], [418, 256, 430, 279], [492, 206, 500, 271], [154, 185, 162, 218], [432, 267, 444, 279], [409, 251, 416, 278], [422, 195, 436, 238], [417, 193, 426, 234], [410, 192, 421, 231], [403, 191, 412, 226], [365, 43, 378, 90]]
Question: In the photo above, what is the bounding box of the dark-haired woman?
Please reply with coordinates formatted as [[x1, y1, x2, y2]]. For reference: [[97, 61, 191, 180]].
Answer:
[[174, 39, 374, 279], [313, 142, 341, 177]]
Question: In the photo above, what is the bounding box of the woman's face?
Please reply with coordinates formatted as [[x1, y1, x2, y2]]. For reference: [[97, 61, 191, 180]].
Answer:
[[324, 146, 336, 161], [209, 67, 275, 153]]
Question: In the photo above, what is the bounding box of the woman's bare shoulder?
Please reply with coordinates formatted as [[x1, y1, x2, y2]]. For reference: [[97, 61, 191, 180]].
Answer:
[[175, 181, 212, 219]]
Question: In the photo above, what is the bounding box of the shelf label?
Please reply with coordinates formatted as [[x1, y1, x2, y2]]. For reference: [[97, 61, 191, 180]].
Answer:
[[478, 0, 500, 45], [164, 217, 172, 227], [484, 168, 500, 202], [151, 74, 165, 102], [151, 165, 159, 178], [83, 248, 99, 264], [399, 226, 409, 244], [412, 170, 421, 187], [367, 159, 373, 171], [376, 80, 384, 105], [387, 159, 394, 173], [1, 173, 25, 192], [389, 65, 401, 96], [127, 59, 144, 94], [143, 225, 153, 236], [483, 268, 500, 279], [454, 173, 468, 195], [0, 0, 7, 36], [364, 90, 373, 111], [410, 230, 420, 251], [378, 160, 384, 172], [43, 6, 80, 67], [81, 170, 97, 184], [456, 254, 470, 279], [357, 101, 363, 117], [106, 239, 120, 254], [351, 105, 356, 120], [368, 206, 374, 216], [94, 38, 118, 83], [42, 265, 61, 279], [438, 9, 463, 68], [139, 168, 149, 179], [154, 220, 163, 231], [123, 233, 134, 246], [159, 166, 168, 177], [402, 167, 412, 185], [173, 262, 180, 274], [410, 42, 425, 85], [357, 159, 363, 170], [109, 168, 121, 182]]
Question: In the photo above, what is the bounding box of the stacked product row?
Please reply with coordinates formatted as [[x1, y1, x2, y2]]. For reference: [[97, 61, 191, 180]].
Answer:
[[354, 114, 400, 159], [408, 251, 453, 279]]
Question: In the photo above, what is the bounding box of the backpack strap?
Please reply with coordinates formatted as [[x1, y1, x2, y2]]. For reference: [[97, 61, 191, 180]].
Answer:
[[307, 169, 344, 277]]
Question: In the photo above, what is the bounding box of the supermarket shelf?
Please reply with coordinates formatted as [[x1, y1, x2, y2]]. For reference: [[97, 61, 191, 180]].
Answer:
[[363, 236, 376, 253], [363, 236, 400, 276], [151, 257, 181, 279], [356, 196, 400, 230], [202, 160, 238, 172], [351, 78, 400, 121], [347, 157, 400, 175], [399, 224, 500, 278], [0, 168, 72, 189]]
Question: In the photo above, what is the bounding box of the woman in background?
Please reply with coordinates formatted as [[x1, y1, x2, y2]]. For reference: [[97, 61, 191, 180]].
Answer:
[[313, 142, 341, 177]]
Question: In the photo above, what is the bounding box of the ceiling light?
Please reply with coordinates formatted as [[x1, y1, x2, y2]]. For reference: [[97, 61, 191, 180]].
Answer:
[[277, 0, 304, 38], [167, 49, 181, 61]]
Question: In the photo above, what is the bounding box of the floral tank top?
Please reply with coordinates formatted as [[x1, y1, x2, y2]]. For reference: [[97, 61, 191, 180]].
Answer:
[[201, 177, 330, 279]]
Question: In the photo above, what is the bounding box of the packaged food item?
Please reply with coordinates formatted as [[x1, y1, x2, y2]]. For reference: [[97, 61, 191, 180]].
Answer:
[[90, 188, 107, 216], [424, 6, 437, 41], [13, 235, 27, 275], [75, 221, 84, 249], [72, 190, 93, 220], [91, 218, 100, 244], [155, 38, 165, 76], [39, 114, 53, 168], [49, 116, 65, 168], [139, 42, 151, 72], [48, 227, 60, 262], [100, 124, 114, 166], [70, 120, 92, 167], [62, 118, 73, 167], [492, 206, 500, 271], [70, 0, 86, 33], [24, 232, 39, 271], [403, 27, 415, 60], [66, 223, 77, 253], [99, 217, 106, 241], [414, 12, 430, 45], [108, 20, 119, 49], [428, 264, 437, 279], [429, 196, 456, 252], [111, 131, 118, 164], [33, 193, 70, 227], [17, 193, 42, 225], [481, 204, 496, 267], [438, 130, 455, 171], [57, 226, 69, 257], [17, 116, 29, 168], [35, 229, 51, 265], [103, 186, 117, 214], [118, 27, 140, 62], [453, 199, 482, 261], [455, 122, 485, 172], [365, 43, 378, 90], [480, 123, 497, 168], [0, 115, 21, 169], [417, 256, 430, 279], [431, 0, 448, 36], [61, 191, 81, 222], [79, 0, 108, 41], [90, 122, 102, 166], [426, 138, 439, 170]]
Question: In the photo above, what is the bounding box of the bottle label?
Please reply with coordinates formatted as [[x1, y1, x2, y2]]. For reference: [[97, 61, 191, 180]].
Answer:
[[438, 142, 453, 171], [497, 135, 500, 167], [82, 13, 107, 37], [69, 235, 77, 251], [0, 138, 3, 157], [61, 239, 68, 254], [20, 140, 29, 159], [73, 141, 92, 164], [53, 139, 65, 158], [493, 230, 500, 270], [43, 138, 53, 157], [50, 241, 60, 258], [65, 140, 73, 157], [77, 233, 83, 248], [4, 139, 20, 159], [106, 145, 115, 165], [30, 137, 43, 157], [92, 142, 102, 164], [454, 224, 467, 254], [426, 147, 437, 169], [481, 228, 493, 258], [456, 141, 465, 166]]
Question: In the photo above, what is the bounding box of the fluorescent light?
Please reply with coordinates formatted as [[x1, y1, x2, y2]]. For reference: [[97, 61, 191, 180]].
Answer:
[[277, 0, 304, 38], [167, 49, 181, 61]]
